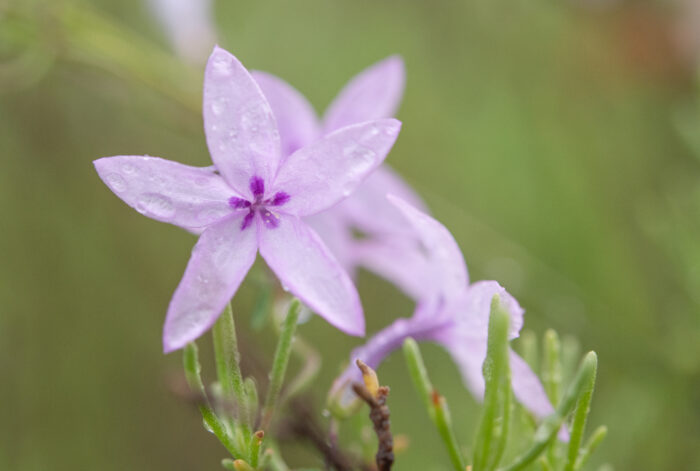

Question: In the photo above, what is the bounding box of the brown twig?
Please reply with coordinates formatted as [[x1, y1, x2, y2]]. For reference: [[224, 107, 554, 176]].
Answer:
[[280, 399, 367, 471], [352, 361, 394, 471]]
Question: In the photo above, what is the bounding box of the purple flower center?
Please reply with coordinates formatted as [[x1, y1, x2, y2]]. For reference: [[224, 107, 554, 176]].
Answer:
[[228, 176, 290, 230]]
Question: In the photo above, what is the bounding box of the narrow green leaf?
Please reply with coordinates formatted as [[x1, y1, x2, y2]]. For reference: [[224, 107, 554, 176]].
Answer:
[[403, 338, 465, 471], [543, 329, 562, 406], [520, 330, 539, 373], [213, 304, 250, 434], [183, 343, 241, 458], [244, 377, 259, 430], [261, 299, 301, 430], [473, 295, 512, 471], [249, 430, 264, 467], [564, 350, 599, 471], [574, 426, 607, 470], [402, 338, 434, 418], [499, 352, 598, 471]]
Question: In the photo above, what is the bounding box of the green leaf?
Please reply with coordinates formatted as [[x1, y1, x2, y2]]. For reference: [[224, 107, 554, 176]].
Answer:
[[213, 304, 250, 435], [543, 329, 562, 406], [564, 348, 599, 471], [261, 299, 301, 430], [499, 352, 598, 471], [183, 342, 241, 458], [403, 338, 465, 471], [473, 295, 512, 471], [574, 426, 607, 470]]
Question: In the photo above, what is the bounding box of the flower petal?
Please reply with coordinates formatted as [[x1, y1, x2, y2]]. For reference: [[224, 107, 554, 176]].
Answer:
[[388, 195, 469, 301], [258, 214, 364, 336], [338, 165, 427, 236], [273, 119, 401, 216], [251, 71, 320, 158], [94, 155, 236, 229], [305, 211, 356, 275], [323, 55, 405, 132], [329, 312, 442, 408], [148, 0, 216, 63], [353, 236, 433, 301], [442, 280, 524, 340], [509, 350, 556, 419], [162, 213, 258, 352], [203, 46, 281, 196]]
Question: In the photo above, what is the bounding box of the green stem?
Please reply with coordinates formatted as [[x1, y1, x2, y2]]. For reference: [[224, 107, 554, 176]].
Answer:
[[213, 304, 250, 434], [261, 299, 301, 430], [403, 338, 466, 471], [499, 352, 598, 471], [182, 343, 241, 458]]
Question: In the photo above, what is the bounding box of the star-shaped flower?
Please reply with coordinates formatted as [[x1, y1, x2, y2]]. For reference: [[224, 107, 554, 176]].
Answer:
[[94, 46, 401, 352], [329, 196, 555, 424], [250, 56, 427, 275]]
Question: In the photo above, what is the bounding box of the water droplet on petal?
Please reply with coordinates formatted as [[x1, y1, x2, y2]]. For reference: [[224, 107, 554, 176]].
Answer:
[[211, 100, 224, 116], [212, 56, 232, 76], [135, 193, 175, 220], [121, 164, 136, 175], [104, 173, 127, 192], [281, 284, 290, 292]]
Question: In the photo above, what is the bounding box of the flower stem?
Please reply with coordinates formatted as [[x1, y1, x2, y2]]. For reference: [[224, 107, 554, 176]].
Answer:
[[182, 342, 241, 458], [261, 299, 301, 430], [403, 338, 465, 471], [213, 304, 250, 435]]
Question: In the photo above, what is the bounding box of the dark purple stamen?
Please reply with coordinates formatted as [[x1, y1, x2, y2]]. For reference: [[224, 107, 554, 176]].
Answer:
[[230, 175, 291, 231], [229, 197, 251, 209], [250, 176, 265, 198], [267, 191, 290, 207], [241, 211, 255, 230], [261, 209, 280, 229]]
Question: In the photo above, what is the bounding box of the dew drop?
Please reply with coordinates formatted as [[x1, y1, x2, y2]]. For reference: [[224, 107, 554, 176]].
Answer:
[[121, 164, 136, 175], [281, 284, 290, 292], [211, 100, 224, 116], [202, 418, 214, 433], [135, 193, 176, 220], [104, 173, 127, 192], [212, 56, 232, 76]]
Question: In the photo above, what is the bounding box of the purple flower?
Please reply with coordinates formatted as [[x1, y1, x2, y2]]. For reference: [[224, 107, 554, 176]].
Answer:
[[94, 46, 401, 352], [251, 57, 427, 276], [329, 196, 555, 424], [148, 0, 217, 63]]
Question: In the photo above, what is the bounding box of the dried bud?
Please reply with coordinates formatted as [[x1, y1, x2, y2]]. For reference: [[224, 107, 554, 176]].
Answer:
[[356, 359, 379, 398]]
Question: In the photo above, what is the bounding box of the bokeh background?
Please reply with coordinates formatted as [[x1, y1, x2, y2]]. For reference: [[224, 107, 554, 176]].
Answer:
[[2, 0, 700, 469]]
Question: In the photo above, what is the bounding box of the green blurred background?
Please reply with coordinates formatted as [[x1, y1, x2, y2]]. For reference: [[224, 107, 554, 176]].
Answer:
[[2, 0, 700, 469]]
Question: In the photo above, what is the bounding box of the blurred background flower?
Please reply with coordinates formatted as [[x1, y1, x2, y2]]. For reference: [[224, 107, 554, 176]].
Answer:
[[1, 0, 700, 470]]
